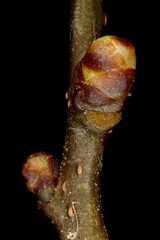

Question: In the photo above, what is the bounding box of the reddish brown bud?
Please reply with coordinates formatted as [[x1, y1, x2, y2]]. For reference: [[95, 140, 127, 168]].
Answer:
[[72, 35, 136, 113], [22, 152, 59, 193]]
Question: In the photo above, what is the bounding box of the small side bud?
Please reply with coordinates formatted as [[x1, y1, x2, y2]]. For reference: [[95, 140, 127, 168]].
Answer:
[[22, 152, 59, 193]]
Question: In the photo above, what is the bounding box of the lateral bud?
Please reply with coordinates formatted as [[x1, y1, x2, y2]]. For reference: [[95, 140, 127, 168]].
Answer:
[[71, 35, 136, 131], [22, 152, 59, 194]]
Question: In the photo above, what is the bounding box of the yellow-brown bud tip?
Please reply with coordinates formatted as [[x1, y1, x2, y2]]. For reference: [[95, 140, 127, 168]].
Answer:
[[22, 152, 59, 193]]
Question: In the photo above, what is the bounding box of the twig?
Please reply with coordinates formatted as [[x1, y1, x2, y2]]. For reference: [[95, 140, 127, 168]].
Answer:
[[22, 1, 136, 239]]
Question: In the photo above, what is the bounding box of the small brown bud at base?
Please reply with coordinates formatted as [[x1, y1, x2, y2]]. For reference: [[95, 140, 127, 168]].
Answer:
[[22, 152, 59, 193]]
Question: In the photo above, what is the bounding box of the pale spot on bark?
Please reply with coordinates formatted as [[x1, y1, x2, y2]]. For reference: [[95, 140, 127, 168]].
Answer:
[[77, 165, 83, 175], [62, 181, 67, 192], [68, 206, 74, 217]]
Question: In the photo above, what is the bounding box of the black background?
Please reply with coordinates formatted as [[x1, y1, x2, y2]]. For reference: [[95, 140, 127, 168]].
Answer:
[[2, 0, 155, 239]]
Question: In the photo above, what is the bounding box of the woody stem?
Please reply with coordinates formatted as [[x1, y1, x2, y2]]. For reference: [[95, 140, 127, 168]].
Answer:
[[40, 115, 109, 240], [31, 0, 108, 239], [70, 0, 103, 78]]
